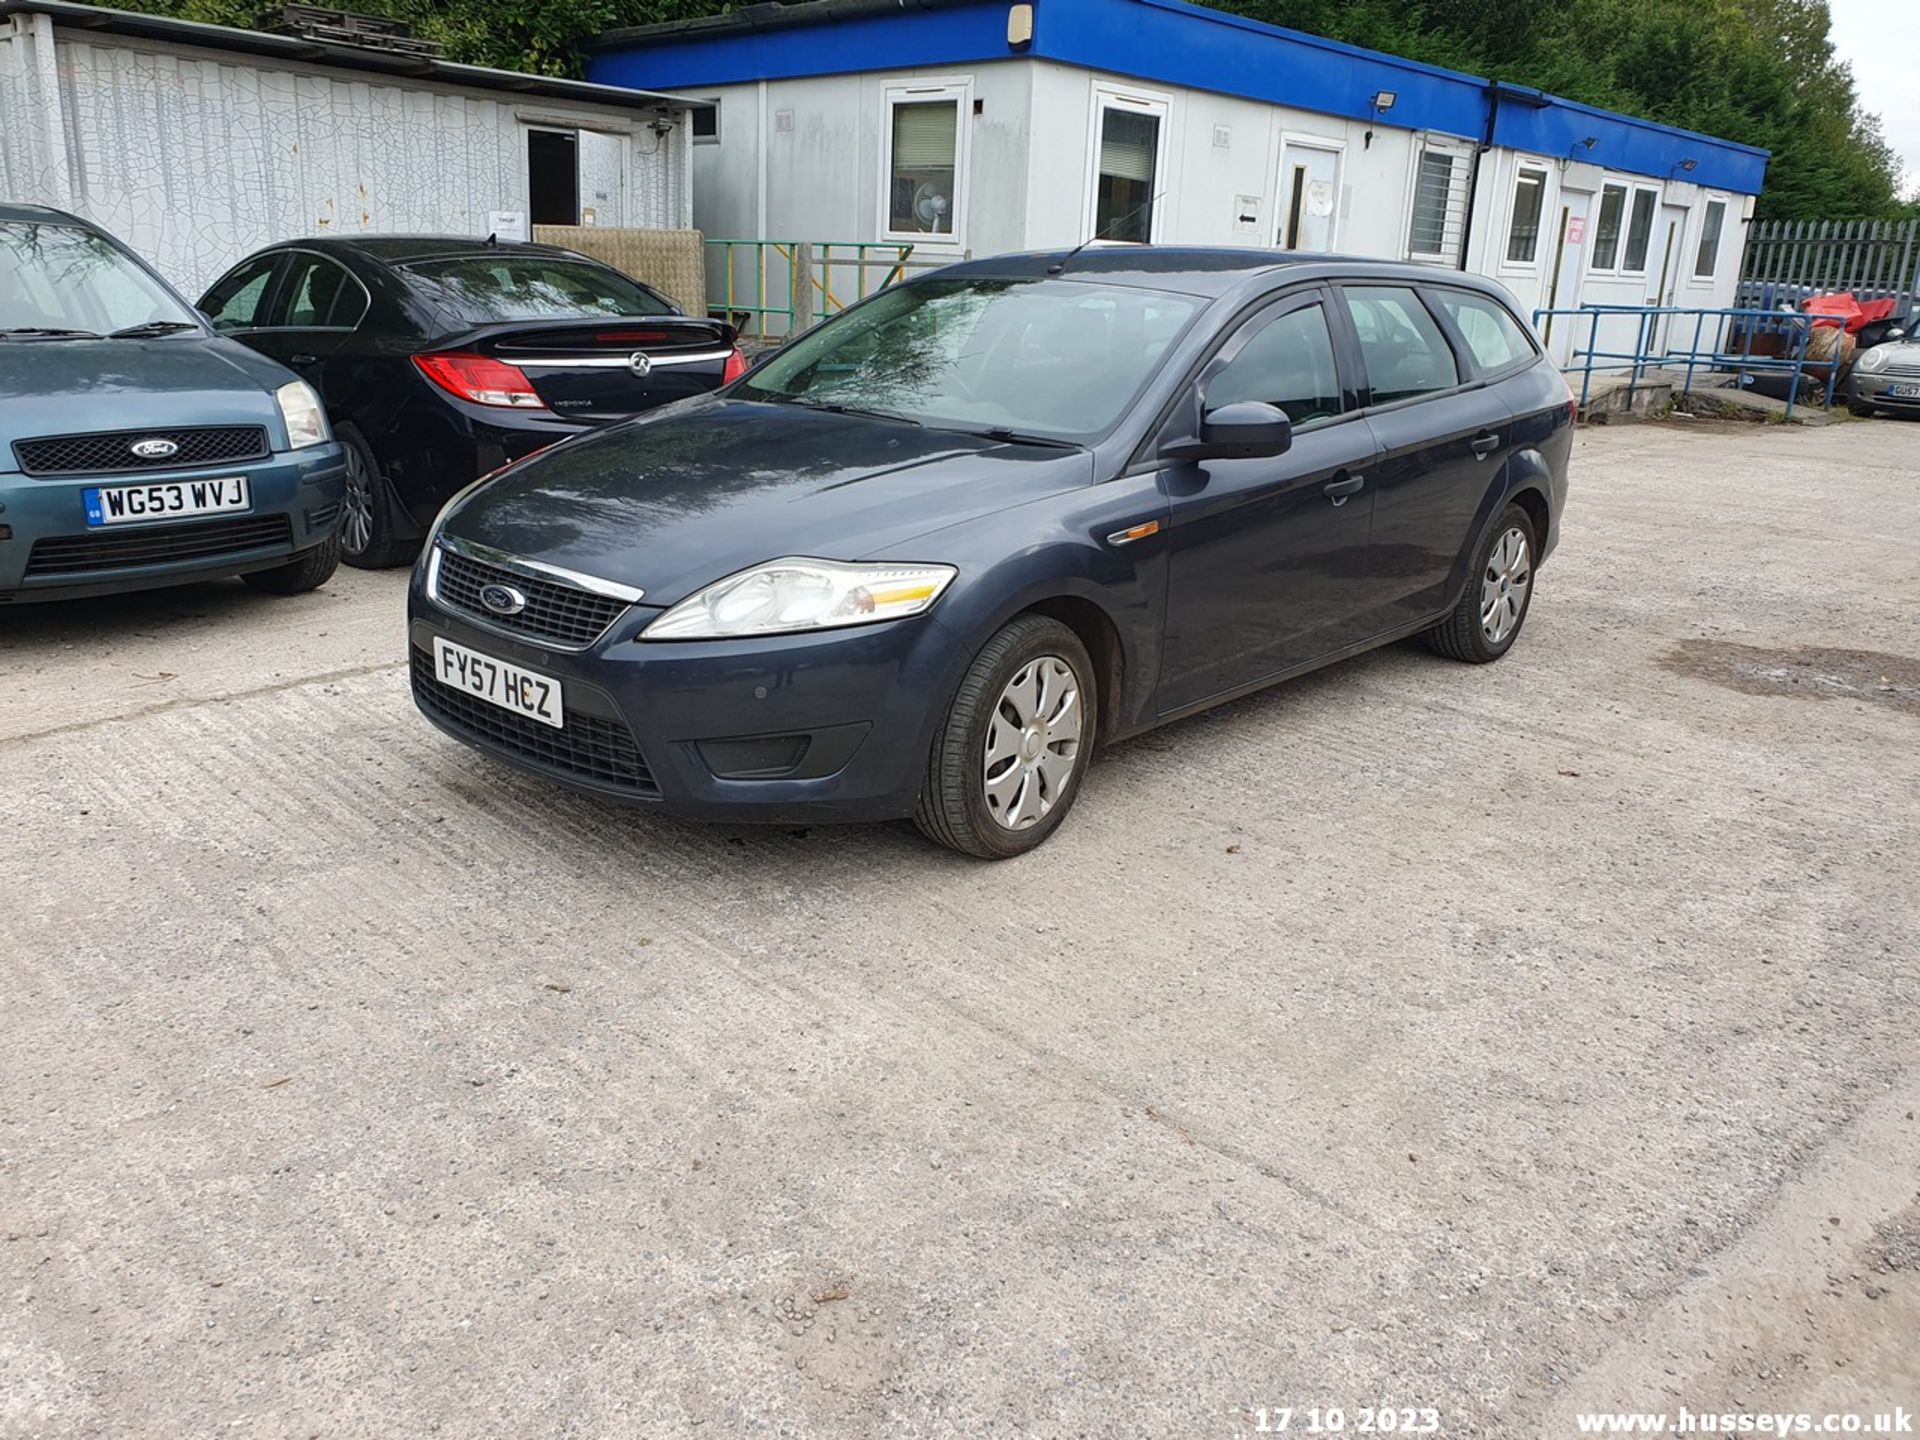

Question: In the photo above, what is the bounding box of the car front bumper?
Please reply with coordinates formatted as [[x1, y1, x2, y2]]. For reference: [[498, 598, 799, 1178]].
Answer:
[[0, 445, 347, 602], [405, 563, 969, 825], [1849, 370, 1920, 412]]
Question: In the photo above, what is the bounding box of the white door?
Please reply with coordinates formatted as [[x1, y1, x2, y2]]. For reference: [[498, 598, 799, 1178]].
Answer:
[[1276, 140, 1341, 252], [576, 130, 628, 227], [1541, 189, 1592, 367]]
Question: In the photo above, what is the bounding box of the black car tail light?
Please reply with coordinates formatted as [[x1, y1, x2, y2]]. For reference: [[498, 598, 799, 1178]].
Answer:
[[412, 352, 546, 409], [721, 346, 749, 385]]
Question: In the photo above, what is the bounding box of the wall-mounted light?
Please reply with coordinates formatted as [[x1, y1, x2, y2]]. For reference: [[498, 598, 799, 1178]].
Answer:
[[1678, 157, 1699, 172], [1006, 2, 1033, 48], [1371, 90, 1397, 113]]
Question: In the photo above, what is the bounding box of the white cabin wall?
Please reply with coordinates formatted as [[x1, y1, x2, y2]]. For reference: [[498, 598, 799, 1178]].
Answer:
[[3, 26, 690, 294]]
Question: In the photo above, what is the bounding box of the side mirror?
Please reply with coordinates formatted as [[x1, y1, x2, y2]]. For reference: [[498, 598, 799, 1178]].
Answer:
[[1160, 401, 1293, 463]]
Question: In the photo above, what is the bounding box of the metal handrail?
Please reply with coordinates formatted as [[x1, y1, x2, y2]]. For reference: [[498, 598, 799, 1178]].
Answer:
[[1532, 303, 1842, 421], [704, 239, 958, 343]]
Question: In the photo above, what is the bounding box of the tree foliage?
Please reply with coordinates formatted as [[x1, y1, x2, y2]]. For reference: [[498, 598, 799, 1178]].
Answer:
[[87, 0, 1908, 219]]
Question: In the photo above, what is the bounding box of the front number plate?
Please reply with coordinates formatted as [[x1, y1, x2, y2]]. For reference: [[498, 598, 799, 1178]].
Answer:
[[1888, 383, 1920, 399], [84, 476, 250, 527], [432, 636, 565, 730]]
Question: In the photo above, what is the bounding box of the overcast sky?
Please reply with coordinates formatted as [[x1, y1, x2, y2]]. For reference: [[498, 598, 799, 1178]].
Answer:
[[1827, 0, 1920, 198]]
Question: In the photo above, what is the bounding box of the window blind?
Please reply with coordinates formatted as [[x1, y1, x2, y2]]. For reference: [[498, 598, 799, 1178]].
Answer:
[[892, 101, 957, 171], [1099, 109, 1159, 183]]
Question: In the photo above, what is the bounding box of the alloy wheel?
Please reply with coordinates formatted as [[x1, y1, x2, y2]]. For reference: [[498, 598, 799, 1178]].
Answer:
[[982, 655, 1083, 831], [1480, 526, 1532, 645], [340, 446, 375, 556]]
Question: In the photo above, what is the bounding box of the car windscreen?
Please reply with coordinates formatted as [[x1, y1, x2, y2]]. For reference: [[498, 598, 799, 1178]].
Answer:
[[737, 276, 1205, 442], [398, 255, 673, 325], [0, 221, 200, 337]]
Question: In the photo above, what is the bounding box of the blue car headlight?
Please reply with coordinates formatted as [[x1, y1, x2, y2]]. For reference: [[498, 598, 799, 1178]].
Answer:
[[275, 381, 330, 449], [643, 558, 957, 640]]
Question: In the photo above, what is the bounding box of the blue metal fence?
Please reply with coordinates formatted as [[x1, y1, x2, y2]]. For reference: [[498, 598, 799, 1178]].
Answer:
[[1531, 304, 1840, 422]]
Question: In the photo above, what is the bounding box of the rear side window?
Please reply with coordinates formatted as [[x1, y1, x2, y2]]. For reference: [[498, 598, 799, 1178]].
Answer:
[[400, 255, 673, 325], [1205, 302, 1343, 429], [201, 254, 283, 331], [1342, 285, 1458, 406], [1435, 291, 1536, 375], [275, 254, 368, 330]]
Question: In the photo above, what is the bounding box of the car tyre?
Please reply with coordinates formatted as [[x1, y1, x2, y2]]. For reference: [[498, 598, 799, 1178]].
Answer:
[[337, 424, 415, 570], [1423, 503, 1538, 664], [914, 615, 1098, 860], [242, 530, 341, 596], [1847, 399, 1876, 418]]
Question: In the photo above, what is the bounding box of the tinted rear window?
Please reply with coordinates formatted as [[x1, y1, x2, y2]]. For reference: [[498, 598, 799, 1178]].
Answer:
[[400, 255, 671, 324]]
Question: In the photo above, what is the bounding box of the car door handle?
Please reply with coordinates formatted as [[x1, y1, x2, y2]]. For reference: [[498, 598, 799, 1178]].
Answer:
[[1469, 432, 1501, 459], [289, 353, 319, 366], [1323, 473, 1365, 506]]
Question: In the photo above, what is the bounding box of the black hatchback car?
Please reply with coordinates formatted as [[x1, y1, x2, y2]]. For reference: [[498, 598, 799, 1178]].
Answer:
[[198, 238, 744, 567], [408, 249, 1573, 858]]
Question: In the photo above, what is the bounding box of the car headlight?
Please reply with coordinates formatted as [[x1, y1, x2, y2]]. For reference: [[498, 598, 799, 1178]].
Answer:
[[643, 558, 957, 640], [1857, 345, 1892, 373], [275, 380, 330, 449]]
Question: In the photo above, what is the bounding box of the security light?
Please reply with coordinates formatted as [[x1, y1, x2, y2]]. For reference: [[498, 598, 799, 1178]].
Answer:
[[1371, 90, 1397, 112], [1679, 157, 1699, 172]]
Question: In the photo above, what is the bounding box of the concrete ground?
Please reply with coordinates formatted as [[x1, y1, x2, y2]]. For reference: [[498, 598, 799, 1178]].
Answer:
[[2, 421, 1916, 1439]]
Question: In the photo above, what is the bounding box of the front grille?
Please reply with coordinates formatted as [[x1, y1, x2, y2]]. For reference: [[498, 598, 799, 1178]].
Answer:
[[25, 514, 293, 577], [15, 426, 270, 477], [411, 650, 657, 794], [433, 546, 629, 648], [1873, 360, 1920, 380]]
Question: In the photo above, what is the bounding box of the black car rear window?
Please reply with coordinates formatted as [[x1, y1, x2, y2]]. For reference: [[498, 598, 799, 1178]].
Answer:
[[399, 255, 672, 324]]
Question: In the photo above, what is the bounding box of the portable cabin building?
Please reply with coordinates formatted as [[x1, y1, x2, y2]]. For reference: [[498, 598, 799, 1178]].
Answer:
[[0, 0, 697, 294], [588, 0, 1769, 356]]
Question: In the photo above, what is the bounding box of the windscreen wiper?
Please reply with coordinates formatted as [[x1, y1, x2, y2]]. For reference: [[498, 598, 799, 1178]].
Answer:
[[108, 320, 198, 338], [0, 327, 100, 340], [779, 395, 923, 426], [939, 424, 1084, 450]]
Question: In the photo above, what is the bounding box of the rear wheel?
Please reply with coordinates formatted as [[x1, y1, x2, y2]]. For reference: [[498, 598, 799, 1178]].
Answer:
[[1423, 504, 1538, 664], [242, 530, 340, 595], [914, 615, 1097, 859], [337, 424, 414, 569]]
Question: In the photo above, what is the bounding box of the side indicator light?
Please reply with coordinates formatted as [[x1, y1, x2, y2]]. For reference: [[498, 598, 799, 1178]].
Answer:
[[1106, 520, 1163, 546]]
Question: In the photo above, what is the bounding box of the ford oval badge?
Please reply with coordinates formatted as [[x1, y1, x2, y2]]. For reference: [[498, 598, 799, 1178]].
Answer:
[[478, 583, 528, 616]]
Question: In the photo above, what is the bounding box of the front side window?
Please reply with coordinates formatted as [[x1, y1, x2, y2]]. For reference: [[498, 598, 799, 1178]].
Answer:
[[739, 276, 1202, 442], [1592, 184, 1627, 271], [0, 221, 199, 336], [275, 255, 368, 330], [1694, 199, 1727, 279], [886, 90, 962, 238], [1437, 291, 1536, 374], [1506, 165, 1549, 265], [1623, 187, 1658, 272], [1343, 285, 1459, 406], [1205, 303, 1343, 429], [399, 256, 671, 325], [200, 254, 283, 332], [1093, 101, 1163, 244]]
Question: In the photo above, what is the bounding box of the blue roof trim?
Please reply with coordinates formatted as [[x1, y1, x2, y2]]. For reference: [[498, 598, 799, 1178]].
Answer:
[[587, 0, 1769, 194], [589, 4, 1016, 88]]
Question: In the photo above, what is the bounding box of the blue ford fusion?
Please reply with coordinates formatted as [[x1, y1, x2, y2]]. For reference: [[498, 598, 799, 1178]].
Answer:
[[408, 248, 1572, 857], [1, 204, 345, 604]]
